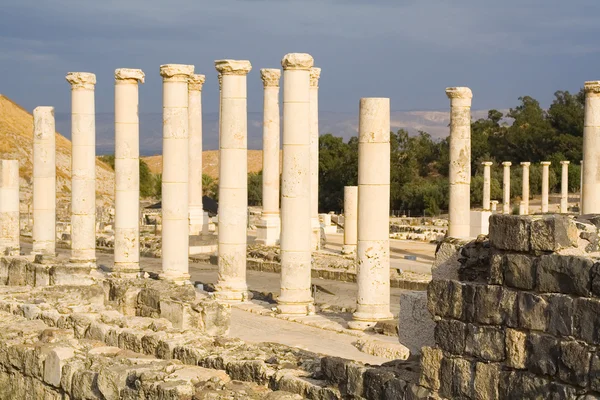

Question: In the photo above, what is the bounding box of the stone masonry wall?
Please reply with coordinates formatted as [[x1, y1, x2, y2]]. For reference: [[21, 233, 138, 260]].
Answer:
[[422, 214, 600, 399]]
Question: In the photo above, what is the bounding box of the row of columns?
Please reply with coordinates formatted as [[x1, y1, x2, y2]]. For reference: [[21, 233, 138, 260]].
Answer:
[[480, 160, 571, 215]]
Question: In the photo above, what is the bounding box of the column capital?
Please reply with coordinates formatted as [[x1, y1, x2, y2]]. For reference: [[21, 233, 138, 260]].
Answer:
[[560, 160, 570, 165], [520, 162, 531, 167], [66, 72, 96, 89], [115, 68, 145, 83], [482, 161, 493, 167], [281, 53, 314, 70], [215, 60, 252, 76], [218, 74, 223, 90], [309, 67, 321, 87], [541, 161, 551, 166], [159, 64, 194, 81], [502, 161, 512, 167], [188, 74, 206, 91], [260, 69, 281, 87], [445, 87, 472, 99], [585, 81, 600, 94]]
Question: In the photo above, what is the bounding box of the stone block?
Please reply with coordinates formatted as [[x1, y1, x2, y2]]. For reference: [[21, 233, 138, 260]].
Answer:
[[419, 346, 442, 391], [526, 332, 559, 377], [321, 357, 348, 385], [488, 251, 503, 285], [398, 291, 435, 355], [590, 262, 600, 297], [34, 264, 51, 287], [574, 297, 600, 344], [192, 299, 231, 336], [545, 294, 574, 337], [7, 258, 28, 286], [71, 370, 102, 399], [473, 362, 500, 400], [431, 238, 467, 280], [536, 254, 592, 296], [489, 214, 531, 252], [50, 264, 95, 286], [558, 340, 590, 387], [470, 210, 491, 237], [60, 357, 85, 393], [505, 328, 527, 369], [589, 352, 600, 392], [44, 346, 75, 387], [518, 292, 548, 331], [427, 279, 463, 319], [499, 371, 577, 400], [530, 215, 578, 252], [346, 362, 366, 398], [362, 368, 396, 400], [0, 257, 9, 284], [473, 285, 518, 326], [160, 299, 199, 330], [434, 319, 466, 355], [465, 324, 505, 362], [382, 378, 407, 399], [503, 253, 536, 290], [451, 358, 474, 399]]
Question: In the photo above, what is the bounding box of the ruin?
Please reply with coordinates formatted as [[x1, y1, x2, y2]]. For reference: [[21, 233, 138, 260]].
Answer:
[[521, 161, 531, 215], [502, 161, 511, 214]]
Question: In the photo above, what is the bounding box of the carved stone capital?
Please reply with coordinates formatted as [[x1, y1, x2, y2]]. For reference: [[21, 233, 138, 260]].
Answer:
[[560, 160, 570, 165], [115, 68, 145, 83], [585, 81, 600, 94], [482, 161, 493, 167], [214, 60, 252, 76], [159, 64, 194, 81], [310, 67, 321, 87], [281, 53, 314, 70], [66, 72, 96, 90], [520, 162, 531, 167], [541, 161, 551, 166], [445, 87, 472, 99], [260, 69, 281, 87], [188, 74, 206, 91], [502, 161, 512, 167]]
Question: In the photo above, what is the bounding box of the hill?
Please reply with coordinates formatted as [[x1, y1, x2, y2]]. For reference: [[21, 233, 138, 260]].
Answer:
[[0, 94, 115, 217]]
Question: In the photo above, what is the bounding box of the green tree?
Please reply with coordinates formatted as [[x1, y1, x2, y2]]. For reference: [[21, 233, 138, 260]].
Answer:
[[248, 171, 262, 206], [139, 159, 154, 198]]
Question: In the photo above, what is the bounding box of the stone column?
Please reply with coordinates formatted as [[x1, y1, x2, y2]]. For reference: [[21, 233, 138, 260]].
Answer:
[[490, 200, 498, 213], [342, 186, 358, 255], [66, 72, 96, 265], [541, 161, 551, 213], [159, 64, 194, 282], [112, 68, 144, 276], [188, 74, 209, 236], [580, 160, 584, 214], [310, 67, 321, 250], [277, 53, 314, 315], [0, 160, 19, 255], [482, 161, 492, 210], [214, 60, 252, 302], [32, 107, 56, 255], [502, 162, 511, 214], [521, 162, 530, 215], [446, 87, 472, 238], [560, 161, 570, 213], [256, 69, 281, 246], [519, 201, 526, 216], [349, 97, 393, 330], [583, 81, 600, 213]]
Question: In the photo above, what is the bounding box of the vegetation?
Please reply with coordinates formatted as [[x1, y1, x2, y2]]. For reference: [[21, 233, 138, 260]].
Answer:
[[99, 155, 158, 199]]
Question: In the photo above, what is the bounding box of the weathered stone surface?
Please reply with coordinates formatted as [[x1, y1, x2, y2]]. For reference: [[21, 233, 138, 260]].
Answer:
[[505, 328, 527, 369], [489, 214, 531, 252], [398, 290, 435, 355], [473, 362, 500, 400], [499, 371, 577, 399], [558, 340, 590, 387], [545, 294, 574, 337], [321, 357, 348, 385], [536, 255, 592, 296], [363, 368, 396, 400], [488, 251, 504, 285], [518, 292, 548, 331], [526, 332, 559, 376], [419, 347, 442, 391], [503, 253, 536, 290], [473, 284, 518, 326], [589, 352, 600, 392], [43, 346, 75, 387], [574, 297, 600, 344], [465, 324, 505, 362], [530, 215, 578, 252], [427, 279, 463, 319], [434, 319, 466, 355]]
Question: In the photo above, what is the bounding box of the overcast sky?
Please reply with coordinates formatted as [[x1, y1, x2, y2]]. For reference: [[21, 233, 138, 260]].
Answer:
[[1, 0, 599, 116]]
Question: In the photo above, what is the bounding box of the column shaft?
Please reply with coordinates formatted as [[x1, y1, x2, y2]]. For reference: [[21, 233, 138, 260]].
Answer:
[[583, 81, 600, 213], [113, 69, 144, 275], [541, 161, 551, 213], [349, 98, 393, 330], [66, 72, 96, 265], [277, 53, 314, 315], [342, 186, 358, 255], [560, 161, 569, 213], [159, 64, 194, 282], [446, 87, 472, 237], [214, 60, 252, 301], [521, 162, 530, 215], [188, 74, 209, 236], [502, 162, 511, 214], [310, 68, 321, 250], [0, 160, 19, 255], [482, 162, 492, 210], [32, 107, 56, 255]]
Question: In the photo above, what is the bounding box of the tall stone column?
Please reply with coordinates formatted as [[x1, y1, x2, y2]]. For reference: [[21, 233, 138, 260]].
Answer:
[[560, 161, 570, 213], [349, 97, 393, 330], [66, 72, 96, 266], [256, 69, 281, 246], [32, 107, 56, 255], [0, 160, 19, 255], [112, 68, 144, 276], [541, 161, 551, 213], [502, 162, 511, 214], [491, 201, 498, 213], [310, 67, 321, 250], [214, 60, 252, 301], [342, 186, 358, 255], [580, 160, 584, 214], [521, 162, 530, 215], [446, 87, 472, 238], [188, 74, 209, 236], [482, 161, 492, 210], [583, 81, 600, 214], [277, 53, 314, 315], [159, 64, 194, 282]]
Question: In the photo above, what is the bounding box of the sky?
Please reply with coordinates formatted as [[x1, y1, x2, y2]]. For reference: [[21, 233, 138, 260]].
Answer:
[[1, 0, 599, 117]]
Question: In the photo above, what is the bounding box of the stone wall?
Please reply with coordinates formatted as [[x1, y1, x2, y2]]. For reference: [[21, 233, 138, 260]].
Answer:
[[422, 214, 600, 399]]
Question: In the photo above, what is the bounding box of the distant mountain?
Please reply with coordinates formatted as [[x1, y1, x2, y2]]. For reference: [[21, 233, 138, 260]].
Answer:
[[54, 109, 501, 156]]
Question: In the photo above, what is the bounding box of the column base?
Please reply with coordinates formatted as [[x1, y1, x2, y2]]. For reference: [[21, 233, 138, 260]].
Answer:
[[158, 272, 191, 285], [276, 301, 316, 316], [213, 290, 251, 303], [53, 262, 95, 286], [255, 213, 280, 246], [311, 217, 321, 251], [349, 310, 394, 331], [109, 263, 143, 279], [341, 244, 357, 255], [33, 254, 58, 265]]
